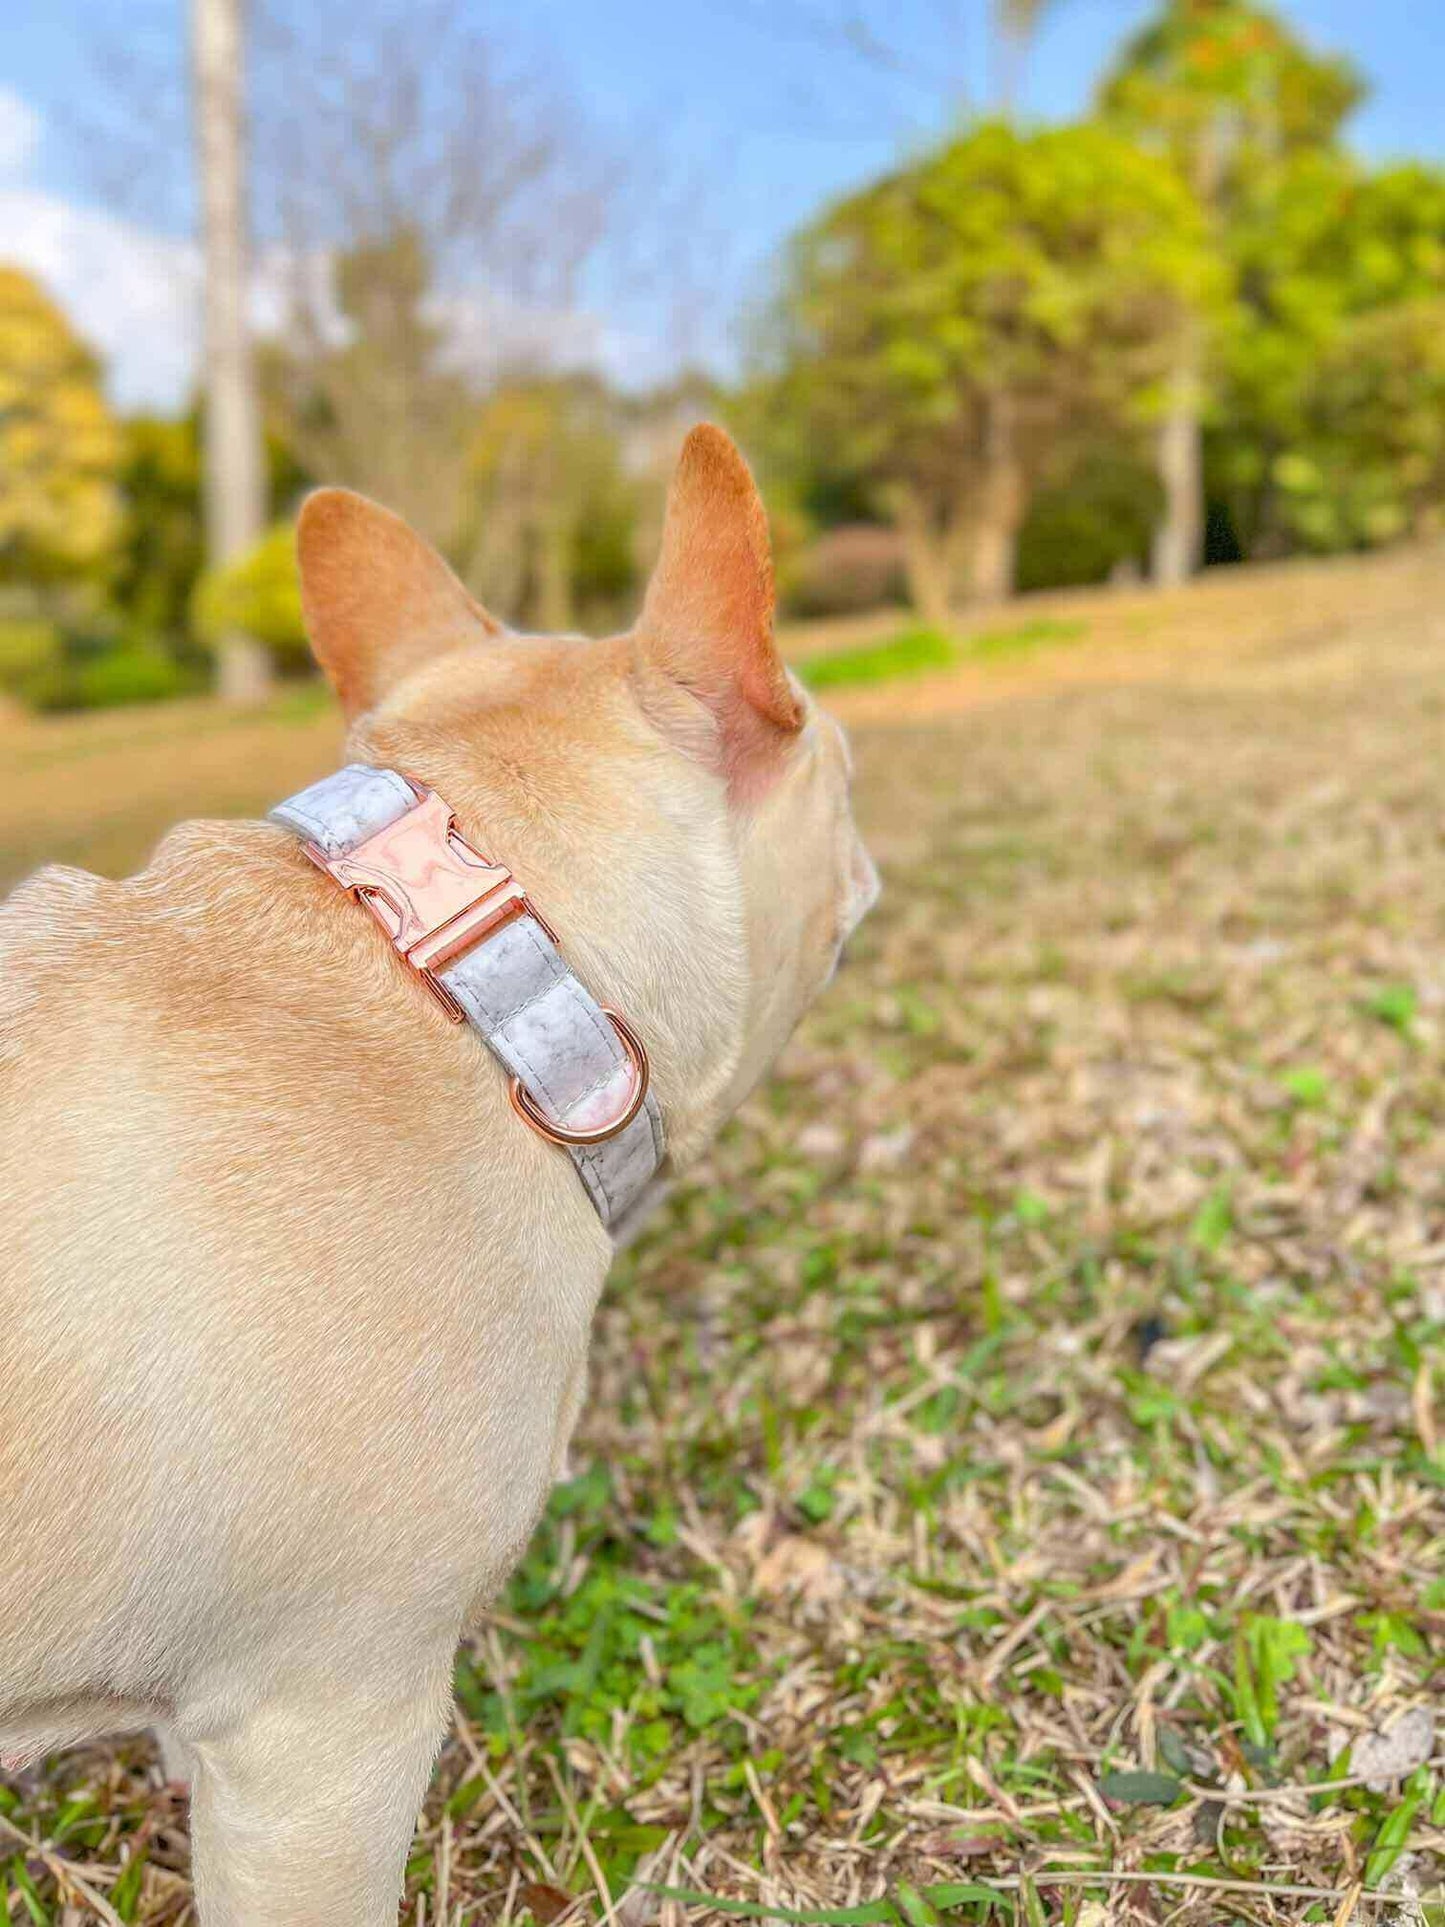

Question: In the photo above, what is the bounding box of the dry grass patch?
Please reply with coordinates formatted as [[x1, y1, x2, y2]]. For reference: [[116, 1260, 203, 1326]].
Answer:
[[3, 551, 1444, 1923]]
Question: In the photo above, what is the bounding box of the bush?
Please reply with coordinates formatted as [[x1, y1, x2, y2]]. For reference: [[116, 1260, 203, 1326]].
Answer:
[[0, 617, 197, 712], [191, 522, 309, 672], [21, 642, 200, 712], [1016, 455, 1160, 592], [785, 524, 907, 618], [0, 619, 63, 698]]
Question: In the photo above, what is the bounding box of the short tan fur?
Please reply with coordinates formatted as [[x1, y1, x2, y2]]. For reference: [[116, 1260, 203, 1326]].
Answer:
[[0, 425, 877, 1925]]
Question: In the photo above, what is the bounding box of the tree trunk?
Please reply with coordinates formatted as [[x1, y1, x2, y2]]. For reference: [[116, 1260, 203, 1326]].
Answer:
[[192, 0, 269, 703], [1149, 106, 1230, 591], [893, 491, 954, 629], [1151, 334, 1204, 589], [970, 390, 1026, 604]]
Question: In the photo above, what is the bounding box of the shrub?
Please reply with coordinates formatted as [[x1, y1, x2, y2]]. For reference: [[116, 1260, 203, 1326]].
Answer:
[[22, 642, 199, 712], [0, 619, 62, 697], [191, 523, 309, 672], [1016, 455, 1160, 592], [785, 524, 907, 618]]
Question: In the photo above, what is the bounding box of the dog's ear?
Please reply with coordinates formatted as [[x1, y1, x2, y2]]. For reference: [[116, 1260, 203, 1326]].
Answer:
[[635, 424, 803, 793], [296, 488, 501, 718]]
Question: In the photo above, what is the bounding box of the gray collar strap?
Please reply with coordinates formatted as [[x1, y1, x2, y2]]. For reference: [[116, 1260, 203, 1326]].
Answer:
[[270, 764, 665, 1230]]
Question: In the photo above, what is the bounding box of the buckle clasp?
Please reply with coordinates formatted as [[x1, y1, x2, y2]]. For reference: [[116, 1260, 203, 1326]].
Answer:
[[307, 782, 552, 1023], [306, 776, 650, 1147]]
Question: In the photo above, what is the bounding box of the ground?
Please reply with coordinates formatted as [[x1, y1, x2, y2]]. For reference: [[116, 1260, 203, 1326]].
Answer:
[[1, 546, 1443, 1925]]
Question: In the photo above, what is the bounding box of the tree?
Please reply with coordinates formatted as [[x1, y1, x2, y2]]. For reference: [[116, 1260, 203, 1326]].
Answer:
[[262, 227, 476, 548], [461, 376, 638, 632], [109, 414, 205, 647], [112, 410, 307, 659], [192, 0, 270, 701], [1097, 0, 1362, 584], [1219, 157, 1445, 554], [0, 267, 121, 590], [743, 0, 1071, 123], [765, 121, 1215, 619], [254, 0, 617, 561], [1276, 299, 1445, 550]]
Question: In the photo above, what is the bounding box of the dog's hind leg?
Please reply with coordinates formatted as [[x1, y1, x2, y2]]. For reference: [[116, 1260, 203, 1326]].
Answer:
[[184, 1658, 452, 1927], [153, 1724, 193, 1790]]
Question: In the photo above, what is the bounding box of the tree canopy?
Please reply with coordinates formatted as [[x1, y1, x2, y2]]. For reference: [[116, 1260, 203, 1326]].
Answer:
[[0, 267, 122, 588], [9, 0, 1445, 703], [1218, 155, 1445, 552], [1098, 0, 1362, 196], [767, 120, 1218, 613]]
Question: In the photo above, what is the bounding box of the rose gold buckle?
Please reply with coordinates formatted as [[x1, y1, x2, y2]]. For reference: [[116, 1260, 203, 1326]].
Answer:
[[306, 780, 556, 1024], [307, 778, 652, 1149]]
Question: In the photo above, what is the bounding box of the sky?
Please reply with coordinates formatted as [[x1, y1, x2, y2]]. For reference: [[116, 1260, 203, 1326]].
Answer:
[[3, 0, 1442, 412]]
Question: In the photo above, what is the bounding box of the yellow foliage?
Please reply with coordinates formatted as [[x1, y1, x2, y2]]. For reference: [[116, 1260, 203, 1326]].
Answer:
[[191, 522, 310, 670], [0, 266, 123, 578]]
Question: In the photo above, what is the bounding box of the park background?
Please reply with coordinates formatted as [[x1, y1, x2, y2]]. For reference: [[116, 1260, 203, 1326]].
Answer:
[[3, 2, 1445, 1923]]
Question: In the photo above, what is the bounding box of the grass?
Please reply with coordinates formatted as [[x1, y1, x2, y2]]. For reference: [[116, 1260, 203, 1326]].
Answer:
[[3, 548, 1445, 1923], [965, 615, 1088, 661], [797, 618, 1090, 693], [799, 627, 957, 690]]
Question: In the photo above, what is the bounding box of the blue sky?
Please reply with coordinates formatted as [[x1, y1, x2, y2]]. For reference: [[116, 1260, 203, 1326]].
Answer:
[[3, 0, 1441, 408]]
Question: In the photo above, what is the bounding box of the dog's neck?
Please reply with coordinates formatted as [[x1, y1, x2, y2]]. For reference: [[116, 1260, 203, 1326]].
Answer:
[[348, 677, 768, 1166]]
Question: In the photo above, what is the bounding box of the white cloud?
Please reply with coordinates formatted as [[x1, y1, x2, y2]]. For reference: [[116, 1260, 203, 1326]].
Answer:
[[0, 87, 665, 416], [430, 286, 651, 391], [0, 85, 41, 178], [0, 85, 200, 412], [0, 186, 201, 412]]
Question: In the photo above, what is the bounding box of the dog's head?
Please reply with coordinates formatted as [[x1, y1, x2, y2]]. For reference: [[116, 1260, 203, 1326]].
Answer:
[[293, 423, 878, 1156]]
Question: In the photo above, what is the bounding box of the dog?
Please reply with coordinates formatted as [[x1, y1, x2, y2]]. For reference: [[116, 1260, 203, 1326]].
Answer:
[[0, 425, 878, 1924]]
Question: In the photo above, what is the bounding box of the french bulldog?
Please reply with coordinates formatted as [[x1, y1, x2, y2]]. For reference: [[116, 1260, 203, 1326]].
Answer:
[[0, 425, 878, 1924]]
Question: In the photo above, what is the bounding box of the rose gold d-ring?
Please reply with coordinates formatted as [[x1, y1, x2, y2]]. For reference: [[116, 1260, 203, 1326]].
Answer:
[[508, 1009, 651, 1147]]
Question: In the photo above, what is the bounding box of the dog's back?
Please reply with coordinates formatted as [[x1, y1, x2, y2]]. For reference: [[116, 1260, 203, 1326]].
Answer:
[[0, 835, 583, 1761]]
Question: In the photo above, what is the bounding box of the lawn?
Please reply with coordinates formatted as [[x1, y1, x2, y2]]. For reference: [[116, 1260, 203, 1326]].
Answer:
[[2, 548, 1444, 1924]]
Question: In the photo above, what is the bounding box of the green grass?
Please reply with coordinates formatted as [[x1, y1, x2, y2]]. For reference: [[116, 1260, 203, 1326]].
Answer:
[[965, 614, 1087, 659], [798, 625, 957, 689], [798, 617, 1089, 692]]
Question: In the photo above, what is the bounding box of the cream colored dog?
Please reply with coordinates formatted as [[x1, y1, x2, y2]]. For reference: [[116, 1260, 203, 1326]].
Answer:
[[0, 426, 877, 1924]]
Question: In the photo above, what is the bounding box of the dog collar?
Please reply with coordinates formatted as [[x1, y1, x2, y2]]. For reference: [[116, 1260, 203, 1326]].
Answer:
[[270, 764, 665, 1230]]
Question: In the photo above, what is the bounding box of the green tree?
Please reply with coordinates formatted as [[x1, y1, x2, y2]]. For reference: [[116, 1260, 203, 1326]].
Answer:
[[1098, 0, 1362, 582], [191, 521, 309, 671], [767, 121, 1215, 619], [0, 266, 122, 590], [110, 409, 308, 654], [110, 415, 205, 645], [1099, 0, 1360, 178], [1219, 156, 1445, 554], [1273, 298, 1445, 550]]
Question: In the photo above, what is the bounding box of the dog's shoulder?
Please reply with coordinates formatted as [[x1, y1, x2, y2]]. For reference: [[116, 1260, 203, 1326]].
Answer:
[[0, 858, 108, 941], [0, 821, 299, 1057], [0, 862, 112, 1049]]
